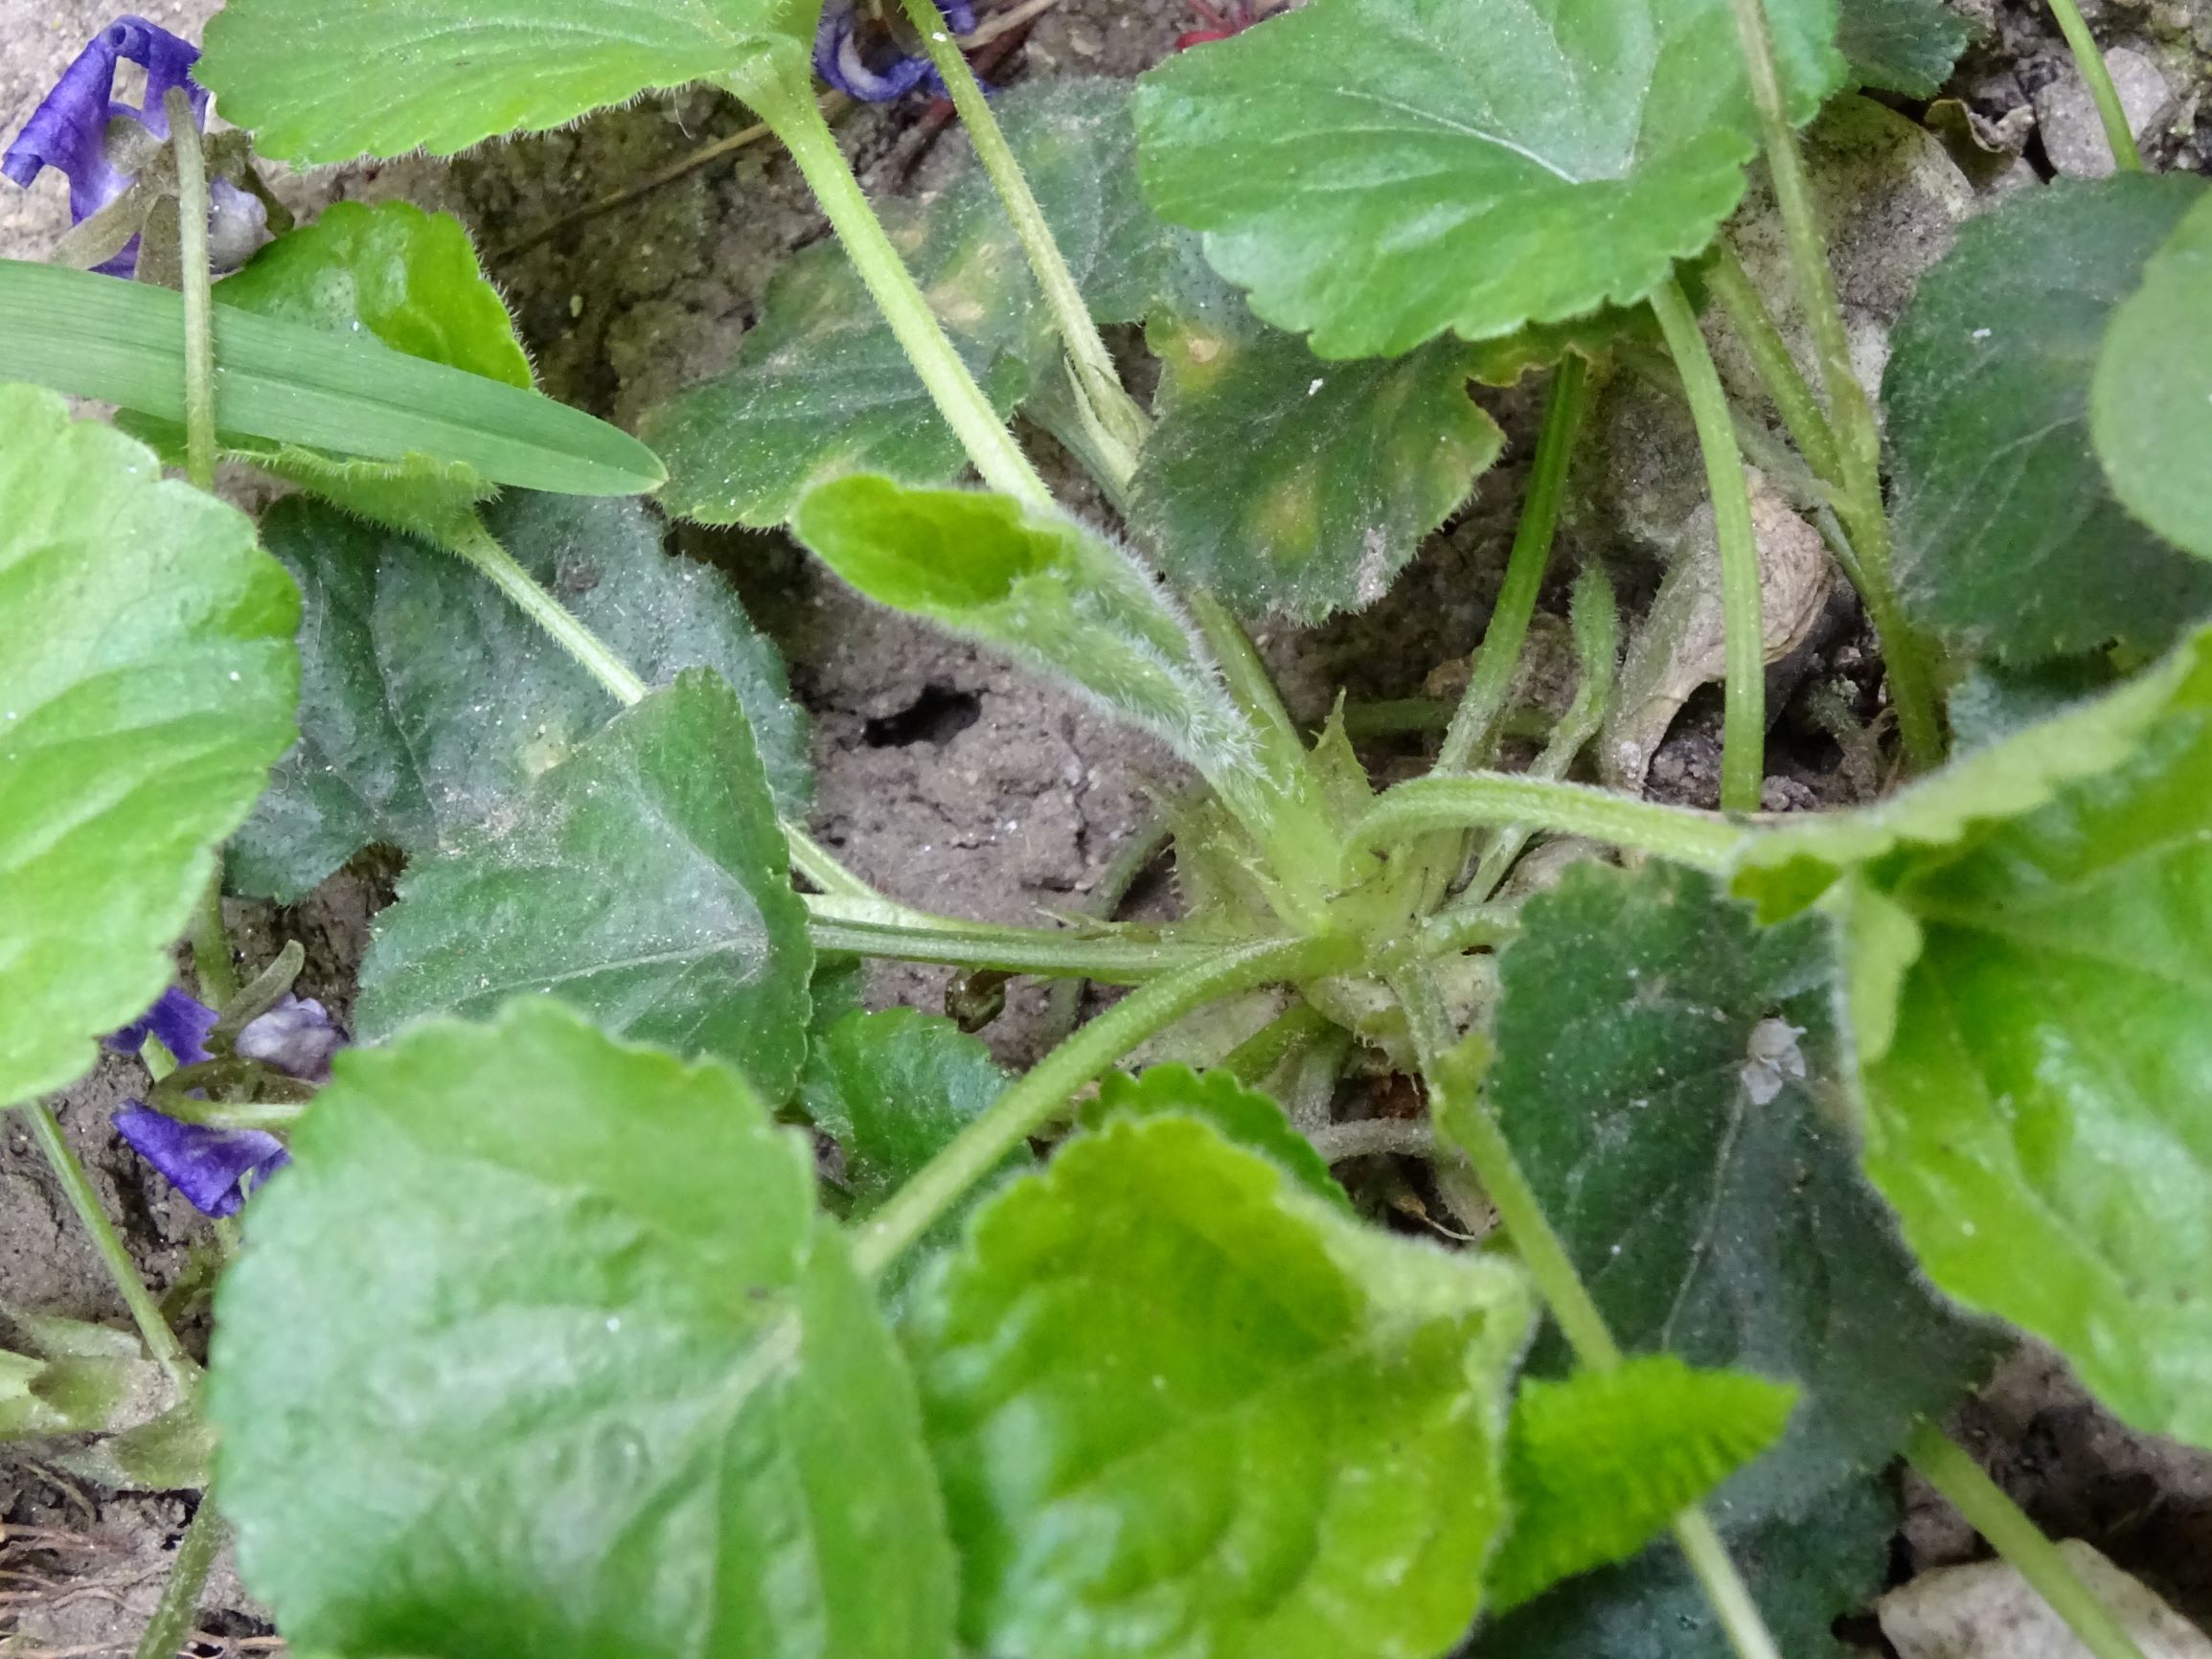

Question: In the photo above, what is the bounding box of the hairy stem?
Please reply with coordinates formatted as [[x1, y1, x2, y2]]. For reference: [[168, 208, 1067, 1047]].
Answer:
[[1399, 973, 1620, 1366], [166, 88, 217, 493], [1720, 0, 1945, 770], [1188, 588, 1309, 773], [854, 933, 1357, 1278], [132, 1497, 226, 1659], [17, 1102, 196, 1390], [728, 59, 1055, 512], [806, 891, 1230, 980], [1346, 775, 1748, 874], [188, 872, 238, 1010], [2043, 0, 2145, 171], [1706, 244, 1843, 489], [1905, 1422, 2149, 1659], [1670, 1511, 1787, 1659], [1416, 900, 1523, 959], [441, 514, 648, 706], [1439, 354, 1590, 773], [785, 825, 879, 900], [1651, 278, 1766, 813], [1398, 970, 1782, 1659], [1461, 567, 1621, 904], [1308, 1117, 1438, 1163], [901, 0, 1150, 471]]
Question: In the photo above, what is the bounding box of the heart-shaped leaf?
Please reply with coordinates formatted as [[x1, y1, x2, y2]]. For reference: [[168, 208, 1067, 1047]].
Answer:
[[902, 1112, 1533, 1659], [0, 385, 298, 1103], [1884, 175, 2212, 662], [231, 491, 809, 901], [1475, 859, 1995, 1655], [1131, 254, 1503, 620], [1827, 632, 2212, 1449], [357, 670, 812, 1096], [199, 0, 805, 163], [208, 998, 956, 1659], [1133, 0, 1845, 358], [2093, 190, 2212, 564]]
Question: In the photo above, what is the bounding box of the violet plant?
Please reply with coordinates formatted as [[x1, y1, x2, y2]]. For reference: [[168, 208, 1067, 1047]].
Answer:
[[2, 2, 2209, 1659]]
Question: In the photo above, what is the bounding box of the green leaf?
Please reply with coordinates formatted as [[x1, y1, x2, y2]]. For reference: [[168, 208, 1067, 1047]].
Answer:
[[1836, 0, 1973, 97], [208, 998, 956, 1659], [649, 78, 1174, 527], [792, 475, 1258, 792], [2094, 191, 2212, 563], [230, 492, 810, 901], [799, 1008, 1017, 1215], [1493, 861, 1994, 1492], [1731, 625, 2212, 920], [1478, 1471, 1898, 1659], [0, 385, 298, 1104], [199, 0, 803, 163], [1483, 860, 1995, 1653], [124, 201, 536, 538], [357, 670, 813, 1096], [1083, 1063, 1353, 1213], [1833, 642, 2212, 1448], [1132, 0, 1846, 359], [0, 260, 664, 496], [902, 1113, 1534, 1659], [1884, 175, 2212, 662], [0, 1306, 165, 1442], [224, 203, 532, 384], [1490, 1357, 1796, 1613], [1130, 254, 1504, 621]]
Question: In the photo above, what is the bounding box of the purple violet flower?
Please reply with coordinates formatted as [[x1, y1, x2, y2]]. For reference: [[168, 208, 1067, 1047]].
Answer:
[[233, 994, 346, 1084], [103, 985, 218, 1066], [2, 16, 263, 275], [814, 0, 979, 102], [103, 984, 349, 1216], [112, 1105, 287, 1219]]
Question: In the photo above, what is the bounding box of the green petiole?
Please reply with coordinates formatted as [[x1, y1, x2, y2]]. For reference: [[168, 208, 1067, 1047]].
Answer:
[[805, 891, 1235, 980], [1344, 773, 1750, 875], [1651, 276, 1767, 813], [16, 1101, 197, 1392], [723, 57, 1056, 513], [2042, 0, 2145, 172], [167, 86, 217, 493], [899, 0, 1151, 471], [1905, 1421, 2149, 1659], [1437, 354, 1591, 775], [1401, 970, 1782, 1659], [1719, 0, 1945, 772]]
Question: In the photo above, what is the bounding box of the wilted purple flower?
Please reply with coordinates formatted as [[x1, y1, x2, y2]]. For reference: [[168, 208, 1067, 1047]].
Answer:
[[113, 1104, 286, 1218], [234, 994, 346, 1084], [103, 981, 347, 1216], [814, 0, 978, 102], [104, 985, 217, 1067], [2, 16, 263, 274]]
